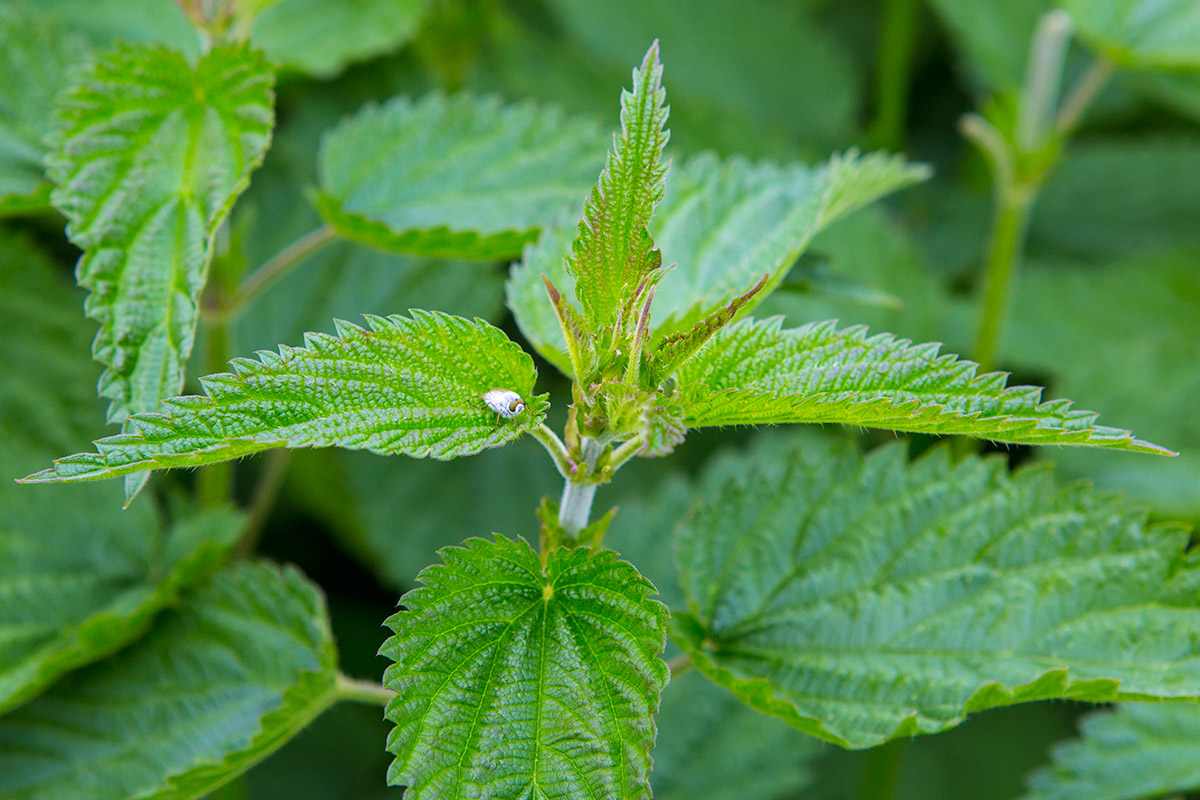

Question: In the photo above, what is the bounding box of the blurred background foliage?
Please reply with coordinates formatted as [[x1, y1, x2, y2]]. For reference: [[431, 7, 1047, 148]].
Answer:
[[1, 0, 1198, 797]]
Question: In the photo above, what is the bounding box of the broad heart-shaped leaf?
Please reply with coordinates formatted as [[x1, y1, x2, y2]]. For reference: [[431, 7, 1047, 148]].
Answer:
[[0, 436, 243, 715], [47, 42, 274, 424], [21, 311, 548, 497], [567, 40, 669, 330], [1064, 0, 1200, 69], [380, 535, 669, 800], [673, 317, 1170, 453], [1023, 703, 1200, 800], [249, 0, 430, 77], [0, 561, 338, 800], [316, 92, 606, 260], [671, 434, 1200, 749], [507, 150, 928, 375], [0, 2, 86, 215]]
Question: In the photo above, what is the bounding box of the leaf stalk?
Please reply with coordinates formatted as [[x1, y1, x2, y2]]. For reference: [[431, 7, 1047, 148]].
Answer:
[[335, 673, 396, 707], [224, 225, 339, 319]]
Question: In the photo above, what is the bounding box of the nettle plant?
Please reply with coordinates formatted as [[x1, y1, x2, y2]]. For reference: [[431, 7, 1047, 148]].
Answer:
[[9, 29, 1200, 800]]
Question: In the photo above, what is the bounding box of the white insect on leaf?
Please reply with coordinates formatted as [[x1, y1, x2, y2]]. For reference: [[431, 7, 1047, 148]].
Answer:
[[483, 388, 526, 420]]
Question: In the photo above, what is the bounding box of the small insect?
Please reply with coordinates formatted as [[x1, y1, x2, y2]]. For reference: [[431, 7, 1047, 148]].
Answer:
[[482, 388, 526, 420]]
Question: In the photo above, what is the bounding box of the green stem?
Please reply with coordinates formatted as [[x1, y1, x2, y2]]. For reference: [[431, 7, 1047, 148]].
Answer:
[[1016, 10, 1073, 153], [857, 738, 907, 800], [972, 184, 1035, 373], [225, 226, 338, 319], [234, 449, 291, 558], [1054, 56, 1115, 137], [867, 0, 921, 151], [335, 673, 395, 707], [666, 653, 692, 678], [531, 424, 575, 478], [196, 317, 233, 507], [558, 437, 604, 540]]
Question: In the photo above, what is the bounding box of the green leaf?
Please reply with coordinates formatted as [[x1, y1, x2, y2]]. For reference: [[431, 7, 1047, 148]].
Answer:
[[316, 93, 606, 259], [652, 670, 822, 800], [249, 0, 430, 77], [0, 561, 338, 800], [673, 317, 1170, 453], [568, 40, 669, 330], [0, 437, 243, 715], [380, 535, 669, 799], [48, 42, 275, 424], [507, 151, 928, 374], [0, 3, 86, 214], [1064, 0, 1200, 69], [1024, 704, 1200, 800], [22, 311, 548, 494], [1003, 253, 1200, 516], [924, 0, 1048, 91], [671, 434, 1200, 749]]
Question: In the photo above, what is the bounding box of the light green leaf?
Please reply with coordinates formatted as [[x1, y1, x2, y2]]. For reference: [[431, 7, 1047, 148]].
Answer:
[[1003, 253, 1200, 516], [674, 316, 1170, 453], [0, 3, 85, 214], [316, 92, 605, 260], [22, 311, 548, 493], [652, 669, 822, 800], [0, 437, 243, 715], [1064, 0, 1200, 69], [568, 40, 669, 329], [508, 151, 928, 373], [380, 535, 669, 800], [34, 0, 197, 54], [1024, 703, 1200, 800], [0, 561, 338, 800], [48, 42, 274, 424], [672, 434, 1200, 749], [249, 0, 430, 77]]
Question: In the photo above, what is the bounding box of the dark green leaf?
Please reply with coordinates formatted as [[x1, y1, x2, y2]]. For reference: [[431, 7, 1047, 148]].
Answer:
[[381, 535, 669, 799], [673, 435, 1200, 748]]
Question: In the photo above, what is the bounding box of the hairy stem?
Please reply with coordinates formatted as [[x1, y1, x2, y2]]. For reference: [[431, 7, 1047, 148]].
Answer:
[[973, 185, 1035, 373], [234, 449, 291, 558], [226, 225, 338, 318], [867, 0, 921, 151], [558, 437, 605, 540], [335, 673, 396, 707], [531, 424, 575, 478], [857, 738, 907, 800]]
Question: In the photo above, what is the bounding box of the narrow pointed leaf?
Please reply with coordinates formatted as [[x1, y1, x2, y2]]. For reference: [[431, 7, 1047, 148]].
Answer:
[[0, 561, 338, 800], [507, 151, 927, 374], [568, 41, 670, 328], [672, 435, 1200, 749], [380, 535, 669, 800], [652, 274, 767, 381], [21, 311, 548, 489], [1024, 703, 1200, 800], [674, 317, 1170, 453], [48, 42, 274, 423], [316, 93, 606, 259]]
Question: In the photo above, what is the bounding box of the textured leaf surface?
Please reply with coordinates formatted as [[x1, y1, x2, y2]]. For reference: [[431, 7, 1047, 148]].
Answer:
[[317, 93, 605, 259], [48, 42, 274, 423], [507, 150, 927, 373], [567, 41, 669, 329], [0, 561, 338, 800], [0, 3, 84, 214], [1024, 703, 1200, 800], [1065, 0, 1200, 68], [0, 438, 242, 715], [380, 535, 669, 800], [23, 311, 548, 489], [672, 435, 1200, 749], [652, 669, 822, 800], [674, 317, 1169, 453], [250, 0, 430, 77]]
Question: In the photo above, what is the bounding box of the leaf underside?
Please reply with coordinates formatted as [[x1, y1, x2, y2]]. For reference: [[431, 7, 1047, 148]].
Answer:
[[0, 561, 337, 800], [47, 42, 274, 424], [317, 92, 606, 259], [674, 316, 1170, 453], [380, 535, 669, 800], [672, 434, 1200, 749], [507, 150, 928, 375], [1024, 703, 1200, 800], [22, 311, 547, 492]]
